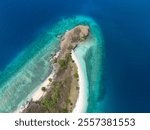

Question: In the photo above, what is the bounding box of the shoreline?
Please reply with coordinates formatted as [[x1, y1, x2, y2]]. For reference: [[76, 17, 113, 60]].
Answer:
[[15, 52, 60, 113], [72, 50, 88, 113], [31, 51, 60, 101], [15, 25, 89, 113], [16, 49, 87, 113], [15, 68, 55, 113]]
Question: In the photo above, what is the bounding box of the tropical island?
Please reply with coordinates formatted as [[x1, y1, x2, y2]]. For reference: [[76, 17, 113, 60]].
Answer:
[[0, 16, 103, 113], [22, 25, 90, 113]]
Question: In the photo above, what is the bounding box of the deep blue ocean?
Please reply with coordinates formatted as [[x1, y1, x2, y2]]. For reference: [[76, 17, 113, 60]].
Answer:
[[0, 0, 150, 112]]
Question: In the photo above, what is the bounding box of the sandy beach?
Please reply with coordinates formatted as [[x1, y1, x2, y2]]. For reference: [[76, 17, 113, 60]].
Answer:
[[16, 49, 87, 113], [72, 50, 88, 113], [15, 52, 60, 113], [15, 70, 54, 113], [31, 73, 54, 101], [31, 51, 60, 101], [15, 25, 89, 113]]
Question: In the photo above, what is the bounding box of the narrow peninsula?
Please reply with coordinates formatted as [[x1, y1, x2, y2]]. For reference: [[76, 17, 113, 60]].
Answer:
[[22, 25, 90, 113]]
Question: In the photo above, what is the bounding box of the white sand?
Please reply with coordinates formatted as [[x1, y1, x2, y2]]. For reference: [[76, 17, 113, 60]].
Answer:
[[32, 51, 60, 101], [31, 73, 54, 101], [15, 52, 60, 113], [72, 50, 88, 113], [15, 70, 54, 113], [31, 50, 88, 113], [15, 50, 87, 113]]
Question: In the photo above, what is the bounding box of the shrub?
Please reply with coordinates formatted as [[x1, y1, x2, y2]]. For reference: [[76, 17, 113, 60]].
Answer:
[[41, 98, 54, 109], [68, 45, 74, 50], [49, 78, 52, 82], [58, 59, 67, 69], [61, 108, 68, 113], [76, 86, 79, 90], [65, 53, 72, 62], [74, 73, 79, 79], [53, 58, 57, 63], [41, 87, 46, 92]]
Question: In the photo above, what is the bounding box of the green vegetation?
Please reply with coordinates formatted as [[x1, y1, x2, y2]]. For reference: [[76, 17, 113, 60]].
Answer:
[[76, 86, 79, 90], [66, 99, 73, 106], [53, 58, 57, 63], [66, 99, 71, 104], [41, 85, 60, 110], [60, 108, 68, 113], [49, 78, 52, 82], [58, 59, 67, 69], [52, 85, 60, 102], [41, 98, 54, 109], [58, 53, 72, 70], [58, 81, 65, 88], [41, 87, 46, 92], [23, 25, 88, 113], [65, 53, 72, 62], [68, 45, 74, 50], [74, 72, 79, 79]]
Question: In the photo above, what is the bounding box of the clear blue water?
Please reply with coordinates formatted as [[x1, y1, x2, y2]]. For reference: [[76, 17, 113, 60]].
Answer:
[[0, 0, 150, 112], [0, 15, 103, 112]]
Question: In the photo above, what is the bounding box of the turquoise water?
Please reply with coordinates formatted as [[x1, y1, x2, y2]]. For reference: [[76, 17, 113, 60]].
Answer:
[[0, 16, 104, 112], [74, 28, 104, 112]]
